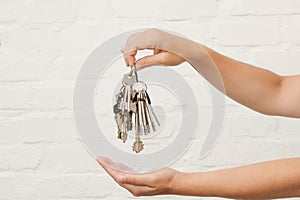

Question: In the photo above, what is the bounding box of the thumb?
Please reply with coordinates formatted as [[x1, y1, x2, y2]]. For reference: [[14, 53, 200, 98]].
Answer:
[[135, 53, 166, 70]]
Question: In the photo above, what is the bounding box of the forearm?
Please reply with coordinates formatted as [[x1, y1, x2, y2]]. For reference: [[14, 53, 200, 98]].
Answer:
[[172, 158, 300, 199], [162, 36, 284, 115], [192, 44, 283, 116]]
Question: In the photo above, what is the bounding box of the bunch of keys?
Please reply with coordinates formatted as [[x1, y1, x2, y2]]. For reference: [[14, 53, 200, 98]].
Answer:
[[113, 64, 160, 153]]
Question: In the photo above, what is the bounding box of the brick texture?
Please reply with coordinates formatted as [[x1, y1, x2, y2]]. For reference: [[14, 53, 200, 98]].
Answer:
[[0, 1, 299, 199]]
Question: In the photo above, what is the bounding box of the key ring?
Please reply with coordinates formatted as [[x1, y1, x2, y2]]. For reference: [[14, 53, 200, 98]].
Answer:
[[132, 80, 147, 92]]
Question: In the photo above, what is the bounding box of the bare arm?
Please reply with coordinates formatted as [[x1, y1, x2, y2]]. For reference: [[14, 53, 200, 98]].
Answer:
[[202, 46, 300, 118], [174, 158, 300, 199], [123, 29, 300, 117]]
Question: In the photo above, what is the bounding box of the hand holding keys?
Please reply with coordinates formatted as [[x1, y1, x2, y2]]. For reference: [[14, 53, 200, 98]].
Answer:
[[113, 65, 160, 153]]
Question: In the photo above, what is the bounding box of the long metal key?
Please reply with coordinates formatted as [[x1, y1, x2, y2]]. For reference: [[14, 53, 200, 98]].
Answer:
[[132, 92, 144, 153], [122, 69, 138, 131], [144, 90, 160, 127]]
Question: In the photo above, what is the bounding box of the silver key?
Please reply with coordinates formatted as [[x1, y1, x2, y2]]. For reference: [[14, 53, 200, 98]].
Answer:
[[113, 64, 160, 152], [132, 93, 144, 153], [114, 87, 124, 112], [141, 92, 151, 134], [121, 85, 130, 133], [138, 93, 145, 135], [122, 71, 138, 132], [132, 82, 160, 132], [144, 104, 156, 132], [132, 82, 146, 133], [144, 90, 160, 127], [113, 88, 128, 142], [115, 114, 127, 142], [138, 92, 149, 135]]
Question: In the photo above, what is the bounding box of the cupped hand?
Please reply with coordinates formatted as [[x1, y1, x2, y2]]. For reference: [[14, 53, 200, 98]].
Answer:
[[97, 157, 180, 196], [122, 29, 186, 70]]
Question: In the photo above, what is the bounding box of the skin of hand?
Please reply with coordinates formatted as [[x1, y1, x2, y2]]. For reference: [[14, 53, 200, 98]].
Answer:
[[121, 29, 186, 70], [97, 157, 179, 196], [98, 157, 300, 198]]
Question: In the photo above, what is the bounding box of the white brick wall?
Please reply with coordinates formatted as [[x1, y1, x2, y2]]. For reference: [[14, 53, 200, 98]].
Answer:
[[0, 1, 299, 199], [213, 20, 280, 46], [229, 0, 300, 16]]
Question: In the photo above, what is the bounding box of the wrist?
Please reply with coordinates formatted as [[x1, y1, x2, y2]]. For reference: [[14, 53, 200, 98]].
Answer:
[[168, 171, 191, 195], [169, 171, 211, 196]]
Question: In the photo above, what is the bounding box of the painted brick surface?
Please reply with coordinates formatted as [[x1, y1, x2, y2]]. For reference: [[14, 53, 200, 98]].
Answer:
[[0, 1, 299, 199]]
